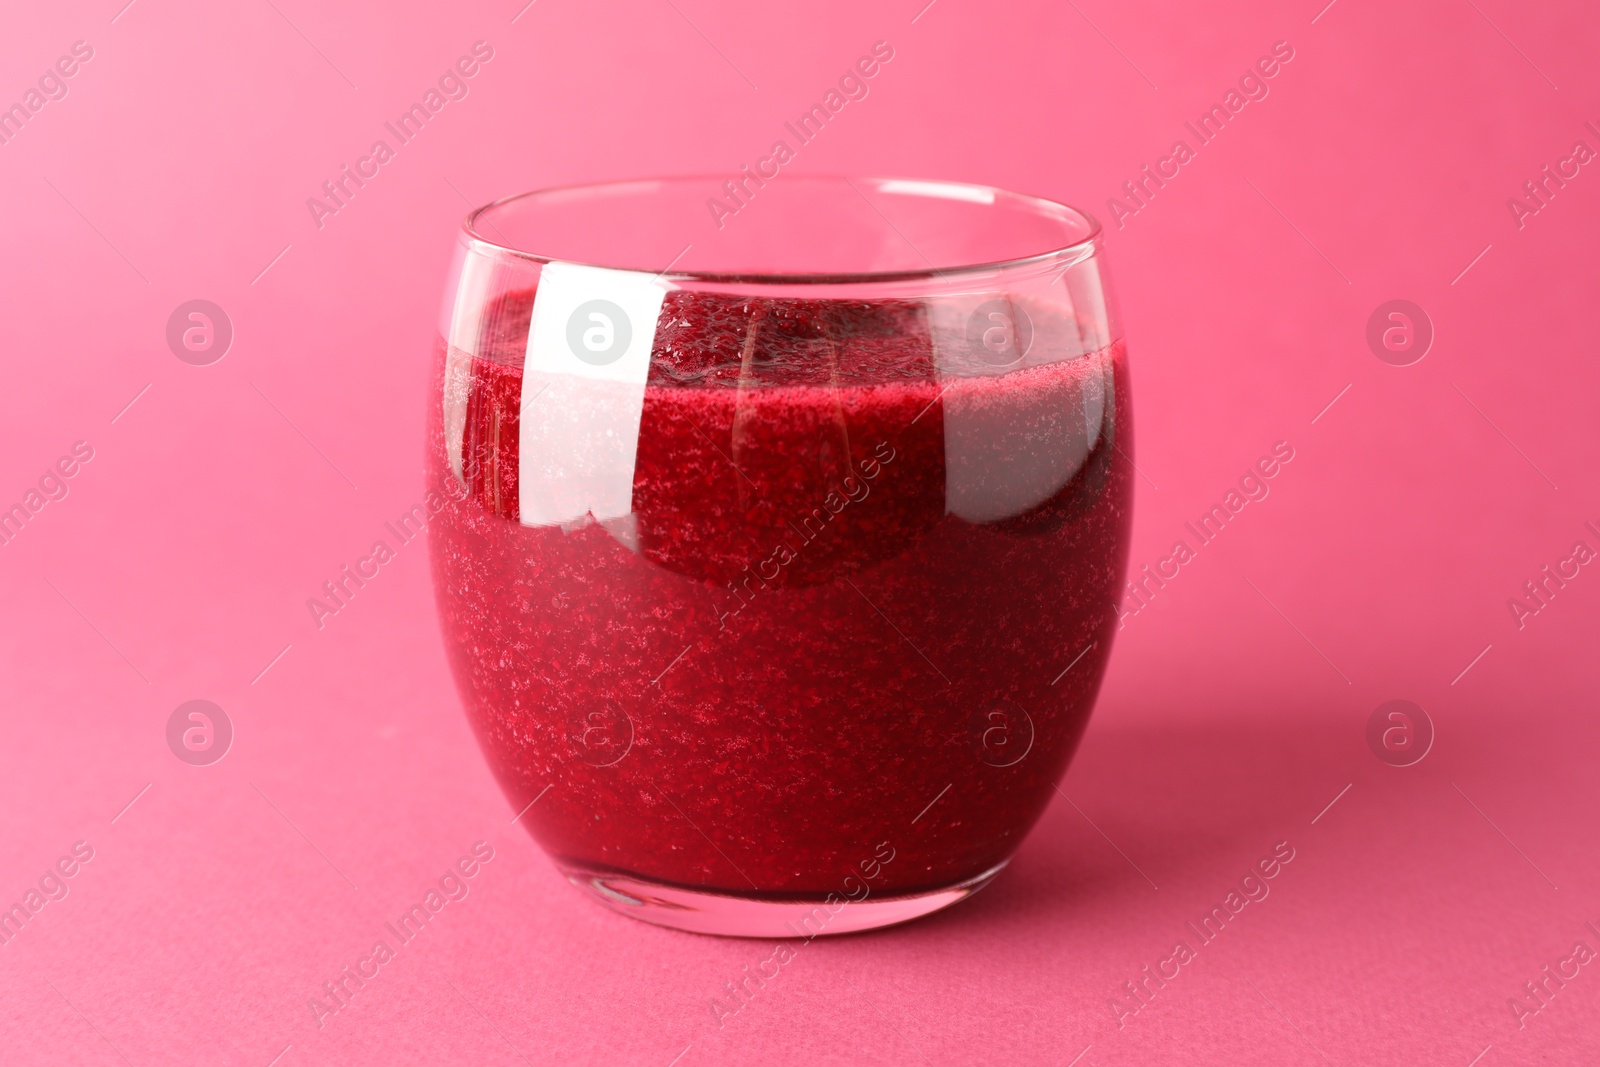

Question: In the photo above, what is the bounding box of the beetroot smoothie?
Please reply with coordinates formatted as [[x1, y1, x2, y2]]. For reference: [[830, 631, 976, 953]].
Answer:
[[428, 286, 1132, 902]]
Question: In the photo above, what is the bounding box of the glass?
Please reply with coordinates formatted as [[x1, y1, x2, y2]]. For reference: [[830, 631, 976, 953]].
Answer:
[[427, 176, 1133, 937]]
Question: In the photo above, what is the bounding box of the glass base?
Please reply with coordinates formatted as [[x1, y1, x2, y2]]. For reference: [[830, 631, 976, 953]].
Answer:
[[559, 860, 1009, 938]]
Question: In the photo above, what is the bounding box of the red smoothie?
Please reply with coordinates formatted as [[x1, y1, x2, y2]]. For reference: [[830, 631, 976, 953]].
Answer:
[[427, 285, 1132, 900]]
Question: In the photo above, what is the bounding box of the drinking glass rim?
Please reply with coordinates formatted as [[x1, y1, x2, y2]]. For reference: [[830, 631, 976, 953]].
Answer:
[[462, 174, 1104, 286]]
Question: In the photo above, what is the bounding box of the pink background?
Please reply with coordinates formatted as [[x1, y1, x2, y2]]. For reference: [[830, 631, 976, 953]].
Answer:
[[3, 0, 1598, 1063]]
